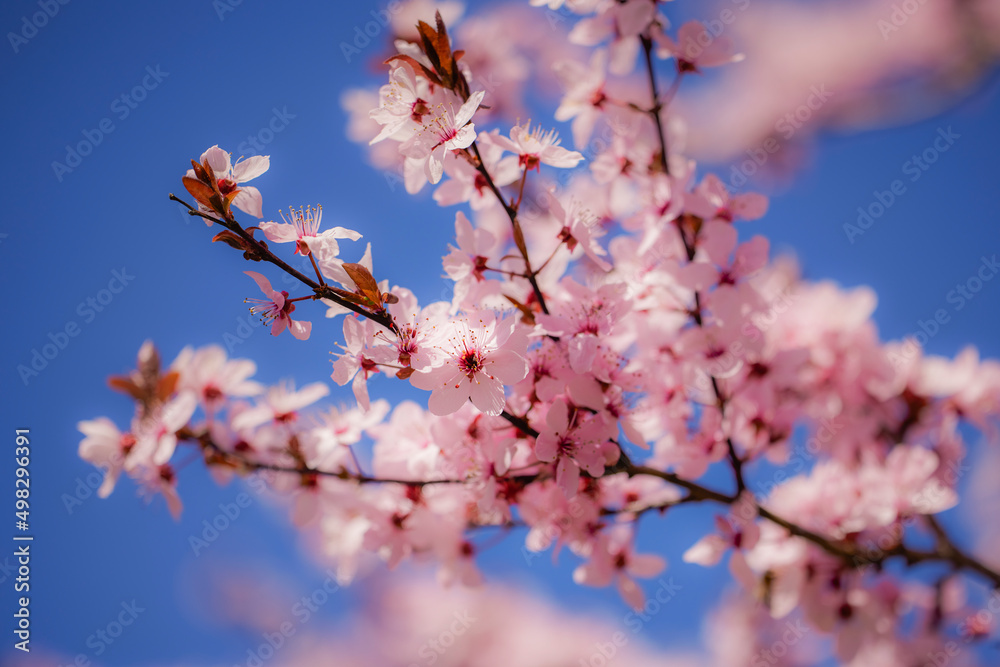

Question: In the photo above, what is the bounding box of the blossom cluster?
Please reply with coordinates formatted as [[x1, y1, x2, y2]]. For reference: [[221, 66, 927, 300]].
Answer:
[[81, 1, 1000, 663]]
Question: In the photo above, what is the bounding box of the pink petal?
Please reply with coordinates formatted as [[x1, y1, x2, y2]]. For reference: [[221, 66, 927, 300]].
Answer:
[[351, 371, 371, 411], [258, 221, 300, 244], [289, 319, 311, 341], [556, 456, 581, 497], [455, 90, 485, 127], [244, 270, 275, 296], [682, 534, 727, 566], [486, 348, 529, 385], [627, 554, 666, 578], [545, 399, 571, 433], [232, 155, 269, 182], [617, 575, 646, 611], [540, 145, 584, 168], [201, 145, 230, 176], [428, 382, 472, 416], [469, 375, 506, 416], [534, 433, 559, 463], [233, 186, 264, 218], [732, 192, 769, 220]]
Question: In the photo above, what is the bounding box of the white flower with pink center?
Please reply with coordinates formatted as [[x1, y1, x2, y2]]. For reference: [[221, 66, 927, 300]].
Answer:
[[400, 90, 486, 185], [410, 311, 528, 417], [188, 145, 270, 218], [487, 121, 583, 171], [258, 205, 361, 258], [369, 63, 434, 145]]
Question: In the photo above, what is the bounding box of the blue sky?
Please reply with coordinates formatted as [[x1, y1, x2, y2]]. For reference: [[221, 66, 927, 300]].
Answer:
[[1, 0, 999, 665]]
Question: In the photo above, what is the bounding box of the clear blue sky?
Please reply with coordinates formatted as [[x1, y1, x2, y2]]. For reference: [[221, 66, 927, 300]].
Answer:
[[1, 0, 998, 665]]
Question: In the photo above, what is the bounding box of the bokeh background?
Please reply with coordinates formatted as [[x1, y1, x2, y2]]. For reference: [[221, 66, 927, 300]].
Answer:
[[1, 0, 999, 665]]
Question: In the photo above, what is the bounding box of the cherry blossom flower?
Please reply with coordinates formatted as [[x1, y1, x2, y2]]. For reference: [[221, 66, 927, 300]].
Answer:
[[554, 50, 608, 148], [410, 311, 529, 416], [692, 174, 769, 223], [442, 211, 498, 285], [369, 63, 434, 145], [548, 195, 611, 270], [231, 380, 330, 431], [258, 205, 361, 258], [77, 417, 133, 498], [244, 271, 311, 340], [331, 316, 382, 411], [400, 90, 486, 184], [433, 131, 520, 209], [137, 464, 183, 520], [171, 344, 262, 413], [573, 525, 667, 609], [568, 0, 659, 74], [653, 20, 745, 72], [130, 392, 198, 467], [189, 145, 270, 218], [485, 121, 584, 171], [534, 398, 611, 497]]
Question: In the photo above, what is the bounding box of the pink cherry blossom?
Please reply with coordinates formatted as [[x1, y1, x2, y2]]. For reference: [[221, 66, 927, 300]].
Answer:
[[400, 90, 486, 184], [243, 270, 311, 340], [534, 398, 612, 497], [653, 20, 745, 72], [191, 145, 270, 218], [77, 417, 133, 498], [573, 525, 667, 610], [171, 344, 262, 413], [258, 205, 361, 258], [231, 380, 330, 431], [554, 50, 609, 148], [410, 311, 529, 417], [486, 121, 584, 171]]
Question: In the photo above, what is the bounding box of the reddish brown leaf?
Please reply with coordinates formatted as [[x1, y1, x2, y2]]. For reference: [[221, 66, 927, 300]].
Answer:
[[182, 176, 216, 210], [212, 230, 248, 250], [108, 375, 144, 401], [326, 286, 375, 308], [384, 54, 443, 86], [396, 367, 415, 380], [157, 371, 179, 402], [511, 218, 529, 261], [342, 263, 382, 307]]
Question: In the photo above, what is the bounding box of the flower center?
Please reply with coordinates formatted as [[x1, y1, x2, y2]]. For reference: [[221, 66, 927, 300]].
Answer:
[[217, 178, 238, 196]]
